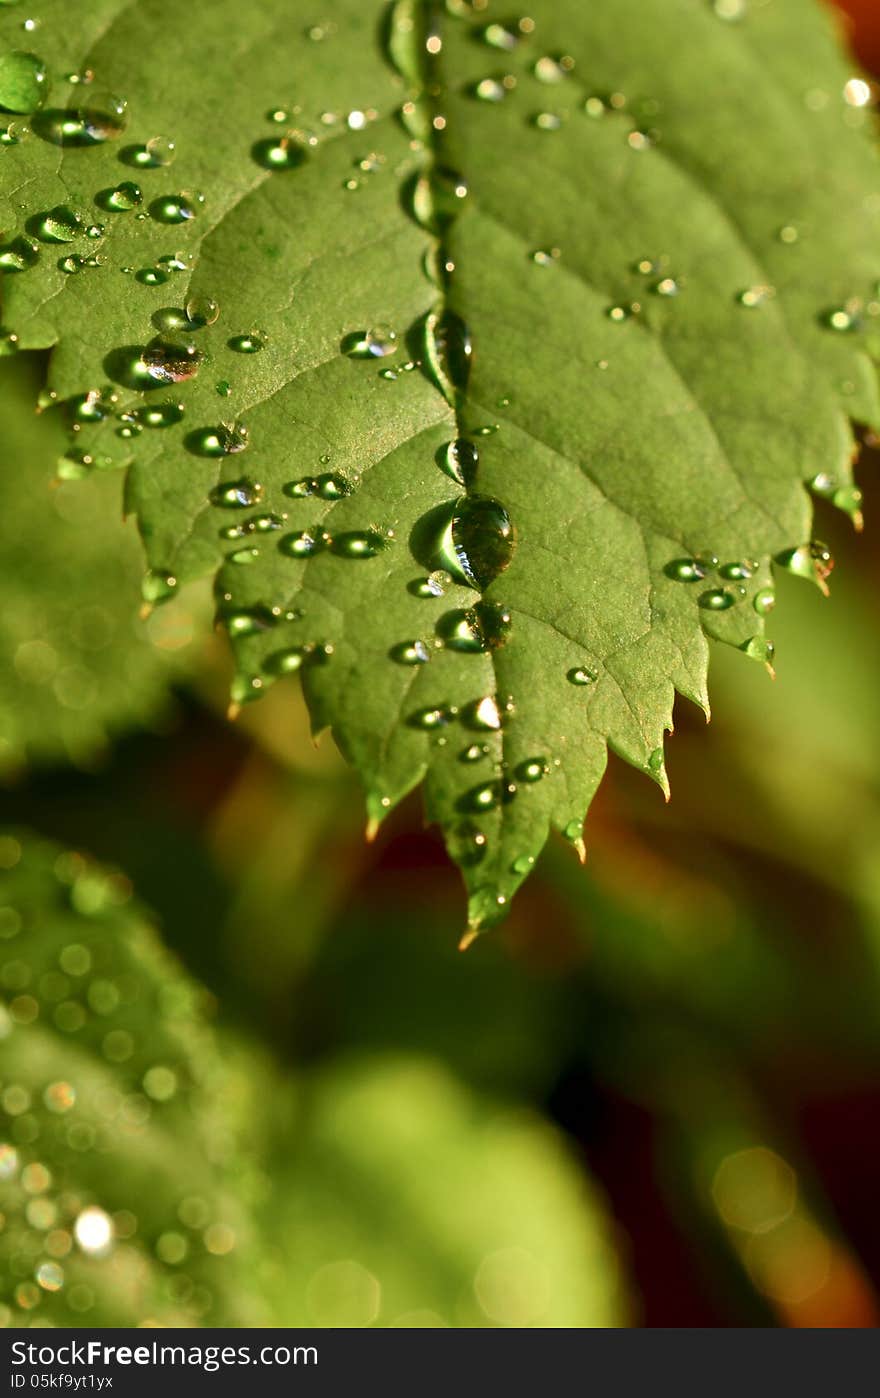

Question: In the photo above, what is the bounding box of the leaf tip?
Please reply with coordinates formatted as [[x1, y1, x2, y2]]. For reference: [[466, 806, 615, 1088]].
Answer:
[[226, 701, 241, 721], [365, 815, 381, 843], [458, 927, 480, 952]]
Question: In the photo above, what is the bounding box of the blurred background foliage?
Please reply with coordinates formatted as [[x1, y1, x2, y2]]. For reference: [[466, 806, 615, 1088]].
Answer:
[[3, 0, 880, 1329]]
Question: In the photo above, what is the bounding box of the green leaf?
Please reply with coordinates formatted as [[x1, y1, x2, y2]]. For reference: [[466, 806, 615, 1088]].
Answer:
[[0, 830, 262, 1327], [1, 0, 877, 930], [0, 354, 206, 777], [259, 1054, 629, 1327]]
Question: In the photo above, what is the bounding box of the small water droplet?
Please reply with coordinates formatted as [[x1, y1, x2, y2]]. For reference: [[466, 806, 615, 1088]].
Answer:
[[824, 306, 860, 332], [150, 191, 203, 224], [531, 247, 561, 267], [0, 328, 20, 356], [461, 743, 488, 763], [252, 133, 306, 171], [188, 421, 248, 456], [210, 478, 263, 509], [753, 587, 775, 615], [135, 266, 168, 286], [440, 438, 478, 487], [512, 854, 535, 875], [473, 78, 507, 103], [563, 818, 583, 842], [567, 665, 598, 685], [142, 570, 177, 605], [665, 558, 707, 582], [742, 635, 775, 665], [423, 310, 472, 398], [266, 645, 310, 675], [332, 529, 387, 559], [737, 285, 774, 308], [408, 705, 455, 730], [134, 400, 185, 429], [344, 324, 398, 358], [185, 295, 220, 328], [777, 540, 833, 589], [481, 22, 519, 50], [516, 757, 548, 783], [228, 332, 265, 354], [698, 588, 735, 610], [0, 50, 47, 114], [390, 639, 431, 665], [532, 111, 562, 131], [719, 560, 753, 581], [647, 747, 664, 773], [534, 55, 573, 83], [462, 779, 515, 813], [280, 527, 330, 558], [436, 601, 512, 652]]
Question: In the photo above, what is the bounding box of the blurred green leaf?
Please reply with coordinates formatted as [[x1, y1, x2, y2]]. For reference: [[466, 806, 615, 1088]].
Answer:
[[260, 1055, 629, 1327], [0, 355, 205, 778], [0, 830, 261, 1327], [1, 0, 878, 924]]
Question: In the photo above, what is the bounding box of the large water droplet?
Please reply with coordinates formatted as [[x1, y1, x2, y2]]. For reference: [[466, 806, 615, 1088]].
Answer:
[[141, 336, 203, 384], [436, 601, 512, 652], [149, 192, 202, 224], [36, 91, 128, 145], [777, 540, 833, 590], [431, 495, 515, 589], [753, 587, 775, 615], [665, 558, 708, 582], [36, 205, 82, 243], [134, 400, 185, 429], [0, 51, 47, 114], [516, 757, 548, 783]]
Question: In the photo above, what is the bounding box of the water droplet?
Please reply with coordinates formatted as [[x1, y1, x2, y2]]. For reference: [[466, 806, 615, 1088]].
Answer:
[[833, 484, 862, 515], [528, 100, 562, 125], [0, 235, 38, 272], [252, 133, 307, 171], [188, 422, 248, 456], [436, 601, 512, 652], [719, 560, 753, 581], [563, 818, 583, 842], [647, 747, 664, 773], [460, 695, 504, 730], [141, 570, 177, 606], [481, 21, 518, 49], [777, 540, 833, 589], [516, 757, 548, 783], [210, 478, 263, 509], [534, 55, 573, 83], [228, 332, 265, 354], [473, 78, 506, 103], [150, 191, 202, 224], [428, 495, 515, 590], [344, 324, 398, 358], [134, 400, 184, 429], [266, 645, 310, 675], [753, 587, 775, 615], [100, 181, 142, 212], [423, 310, 472, 398], [512, 854, 535, 875], [0, 328, 20, 356], [440, 438, 479, 487], [141, 135, 175, 166], [824, 306, 860, 332], [331, 529, 387, 559], [698, 588, 735, 610], [0, 50, 47, 114], [531, 247, 561, 267], [844, 77, 873, 107], [36, 204, 83, 243], [224, 607, 277, 637], [462, 780, 515, 813], [737, 285, 774, 308], [142, 336, 203, 384], [185, 295, 220, 328], [216, 379, 232, 397], [280, 528, 329, 558], [742, 636, 775, 665], [653, 277, 679, 296], [390, 639, 430, 665], [408, 705, 455, 730], [136, 266, 168, 286], [229, 546, 260, 565], [37, 91, 128, 145], [0, 118, 28, 145], [778, 224, 799, 244], [461, 743, 488, 763], [567, 665, 598, 685], [665, 557, 707, 583]]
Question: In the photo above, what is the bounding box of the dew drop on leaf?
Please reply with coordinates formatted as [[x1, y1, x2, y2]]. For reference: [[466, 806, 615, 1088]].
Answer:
[[331, 529, 387, 559], [252, 133, 306, 171], [209, 478, 263, 509], [36, 205, 83, 243], [0, 50, 47, 114], [280, 528, 330, 558], [698, 587, 735, 610], [753, 587, 775, 615], [185, 296, 220, 328], [436, 601, 512, 653], [439, 438, 479, 487], [141, 336, 203, 384], [100, 182, 142, 212], [228, 333, 265, 354], [665, 558, 708, 582], [567, 665, 597, 685], [408, 705, 455, 730], [390, 639, 431, 665]]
